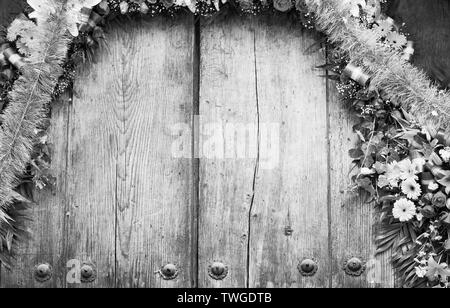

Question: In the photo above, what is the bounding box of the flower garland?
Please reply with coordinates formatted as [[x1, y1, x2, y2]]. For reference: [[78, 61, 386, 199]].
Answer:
[[0, 0, 449, 288]]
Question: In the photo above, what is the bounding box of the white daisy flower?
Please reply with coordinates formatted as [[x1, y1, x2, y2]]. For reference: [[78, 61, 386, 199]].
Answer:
[[439, 147, 450, 163], [392, 198, 416, 222], [401, 179, 422, 200]]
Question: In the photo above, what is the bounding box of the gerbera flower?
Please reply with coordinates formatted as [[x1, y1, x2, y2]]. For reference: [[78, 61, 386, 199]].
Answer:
[[385, 31, 408, 49], [398, 159, 419, 182], [373, 19, 394, 38], [392, 198, 416, 222], [385, 161, 402, 187], [401, 179, 422, 200]]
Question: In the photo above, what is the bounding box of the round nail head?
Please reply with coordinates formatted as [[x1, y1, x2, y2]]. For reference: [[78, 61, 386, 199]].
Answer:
[[298, 259, 318, 277], [80, 263, 97, 283], [34, 263, 52, 282], [344, 257, 366, 276], [161, 264, 178, 280], [208, 261, 228, 280]]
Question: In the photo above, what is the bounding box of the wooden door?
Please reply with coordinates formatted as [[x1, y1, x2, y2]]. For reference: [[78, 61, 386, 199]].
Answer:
[[0, 0, 448, 288]]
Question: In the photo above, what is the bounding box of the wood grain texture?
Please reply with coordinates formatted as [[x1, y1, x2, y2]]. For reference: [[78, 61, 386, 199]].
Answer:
[[198, 16, 258, 288], [64, 43, 117, 288], [327, 83, 394, 288], [199, 16, 330, 288], [112, 16, 195, 288], [70, 16, 195, 288], [249, 18, 329, 288], [0, 96, 70, 288]]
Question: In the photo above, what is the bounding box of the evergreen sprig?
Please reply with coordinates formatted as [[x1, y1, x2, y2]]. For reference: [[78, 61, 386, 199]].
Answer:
[[0, 2, 71, 266]]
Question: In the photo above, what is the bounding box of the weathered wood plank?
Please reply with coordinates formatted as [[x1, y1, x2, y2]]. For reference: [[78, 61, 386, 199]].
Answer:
[[1, 16, 196, 288], [0, 96, 70, 288], [249, 18, 329, 288], [65, 46, 117, 287], [198, 16, 258, 288], [199, 16, 330, 288], [67, 17, 194, 288], [328, 83, 395, 288], [101, 17, 194, 288]]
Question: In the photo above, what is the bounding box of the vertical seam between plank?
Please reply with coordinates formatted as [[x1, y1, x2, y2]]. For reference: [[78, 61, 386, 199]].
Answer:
[[114, 163, 118, 287], [191, 15, 201, 288], [246, 29, 261, 289], [325, 44, 333, 288], [61, 90, 73, 288]]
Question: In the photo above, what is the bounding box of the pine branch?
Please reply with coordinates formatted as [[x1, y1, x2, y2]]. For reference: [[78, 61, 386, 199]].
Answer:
[[0, 4, 70, 234]]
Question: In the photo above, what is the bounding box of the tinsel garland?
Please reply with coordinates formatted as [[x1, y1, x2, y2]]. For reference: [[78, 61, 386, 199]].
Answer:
[[305, 0, 450, 134]]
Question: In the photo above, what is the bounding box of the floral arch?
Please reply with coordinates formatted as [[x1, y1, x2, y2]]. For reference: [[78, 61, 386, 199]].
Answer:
[[0, 0, 449, 288]]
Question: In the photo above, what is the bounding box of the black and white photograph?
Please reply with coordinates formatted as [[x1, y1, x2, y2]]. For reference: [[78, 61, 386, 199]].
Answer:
[[0, 0, 449, 292]]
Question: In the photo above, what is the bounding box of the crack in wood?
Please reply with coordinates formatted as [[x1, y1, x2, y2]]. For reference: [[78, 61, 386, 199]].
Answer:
[[246, 30, 261, 289]]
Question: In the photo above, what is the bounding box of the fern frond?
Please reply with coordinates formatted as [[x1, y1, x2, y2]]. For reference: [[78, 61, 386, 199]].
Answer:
[[0, 3, 71, 251]]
